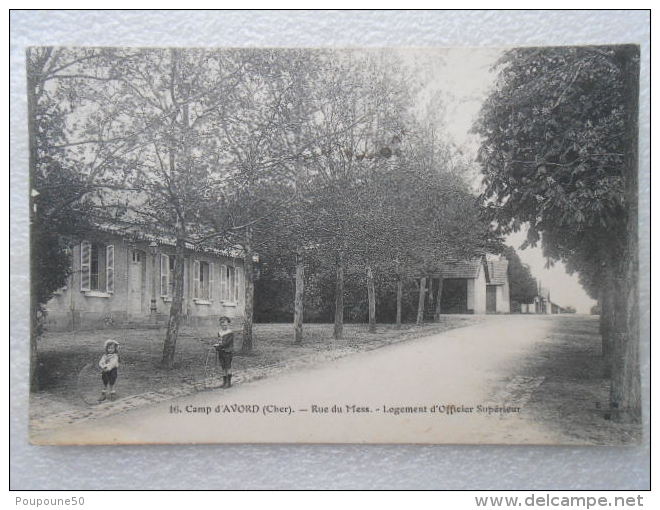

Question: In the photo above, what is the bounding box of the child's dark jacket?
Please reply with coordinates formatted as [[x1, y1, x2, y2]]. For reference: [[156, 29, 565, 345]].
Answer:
[[215, 331, 234, 352]]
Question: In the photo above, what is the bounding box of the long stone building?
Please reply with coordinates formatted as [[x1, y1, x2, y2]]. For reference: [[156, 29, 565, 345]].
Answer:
[[43, 228, 246, 331]]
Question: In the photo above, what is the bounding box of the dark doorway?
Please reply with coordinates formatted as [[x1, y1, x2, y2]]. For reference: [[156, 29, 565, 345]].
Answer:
[[441, 278, 468, 314], [486, 285, 497, 313]]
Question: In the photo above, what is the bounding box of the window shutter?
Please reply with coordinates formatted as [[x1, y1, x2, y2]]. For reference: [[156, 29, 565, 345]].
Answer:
[[80, 241, 91, 291], [209, 262, 215, 300], [160, 254, 169, 296], [235, 267, 242, 302], [193, 260, 200, 299], [106, 245, 115, 293], [220, 264, 227, 301]]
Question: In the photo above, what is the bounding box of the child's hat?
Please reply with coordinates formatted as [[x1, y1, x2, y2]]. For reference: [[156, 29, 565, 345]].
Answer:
[[104, 339, 120, 348]]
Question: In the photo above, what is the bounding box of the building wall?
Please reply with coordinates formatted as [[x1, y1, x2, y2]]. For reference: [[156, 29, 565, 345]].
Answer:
[[473, 267, 487, 314], [44, 234, 245, 332], [466, 278, 474, 312], [532, 296, 551, 314], [495, 281, 511, 313]]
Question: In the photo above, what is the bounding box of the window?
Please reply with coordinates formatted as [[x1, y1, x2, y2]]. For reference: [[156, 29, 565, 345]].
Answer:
[[234, 266, 242, 302], [169, 255, 176, 296], [193, 260, 214, 301], [80, 241, 114, 293], [220, 264, 237, 302], [90, 243, 101, 290], [199, 261, 210, 300], [160, 254, 177, 297]]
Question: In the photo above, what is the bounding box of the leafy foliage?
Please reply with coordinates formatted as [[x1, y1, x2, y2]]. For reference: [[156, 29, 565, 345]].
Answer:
[[474, 44, 641, 420], [501, 246, 537, 304], [475, 46, 633, 251], [28, 48, 108, 330]]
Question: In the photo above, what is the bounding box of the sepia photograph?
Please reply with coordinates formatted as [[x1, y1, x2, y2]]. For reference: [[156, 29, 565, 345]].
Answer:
[[25, 43, 643, 446]]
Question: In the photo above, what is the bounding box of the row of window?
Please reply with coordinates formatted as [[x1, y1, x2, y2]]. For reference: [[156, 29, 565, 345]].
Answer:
[[80, 242, 241, 303], [160, 254, 241, 302]]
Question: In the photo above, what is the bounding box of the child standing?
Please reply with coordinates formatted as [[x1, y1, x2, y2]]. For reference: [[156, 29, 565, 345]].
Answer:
[[98, 339, 120, 402], [214, 316, 234, 388]]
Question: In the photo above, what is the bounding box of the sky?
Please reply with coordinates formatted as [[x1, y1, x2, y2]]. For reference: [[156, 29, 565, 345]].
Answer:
[[398, 47, 597, 314]]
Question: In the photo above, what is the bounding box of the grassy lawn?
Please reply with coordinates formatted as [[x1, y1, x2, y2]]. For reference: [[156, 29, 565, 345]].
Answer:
[[31, 316, 481, 420]]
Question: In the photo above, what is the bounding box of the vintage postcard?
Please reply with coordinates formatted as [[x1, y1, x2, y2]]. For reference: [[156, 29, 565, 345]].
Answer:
[[27, 45, 642, 445]]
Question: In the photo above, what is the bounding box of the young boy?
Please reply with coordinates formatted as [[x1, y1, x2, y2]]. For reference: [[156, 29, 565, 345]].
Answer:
[[98, 339, 120, 402], [214, 316, 234, 388]]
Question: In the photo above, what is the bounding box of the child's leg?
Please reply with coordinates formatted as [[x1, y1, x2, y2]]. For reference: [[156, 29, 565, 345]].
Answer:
[[220, 353, 231, 387], [225, 357, 233, 387], [99, 372, 109, 401], [108, 368, 118, 399]]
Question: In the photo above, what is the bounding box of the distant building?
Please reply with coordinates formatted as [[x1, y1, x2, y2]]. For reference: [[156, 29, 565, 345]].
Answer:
[[520, 285, 565, 314], [43, 227, 246, 331], [421, 254, 511, 316]]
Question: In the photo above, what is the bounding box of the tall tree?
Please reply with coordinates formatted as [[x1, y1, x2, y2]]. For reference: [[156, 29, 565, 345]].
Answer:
[[196, 49, 315, 352], [306, 50, 415, 336], [474, 45, 640, 422], [75, 48, 250, 367], [502, 246, 538, 307], [27, 47, 114, 390]]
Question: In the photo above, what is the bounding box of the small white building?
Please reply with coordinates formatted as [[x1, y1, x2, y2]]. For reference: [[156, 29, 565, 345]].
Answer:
[[485, 256, 511, 314], [424, 255, 511, 315]]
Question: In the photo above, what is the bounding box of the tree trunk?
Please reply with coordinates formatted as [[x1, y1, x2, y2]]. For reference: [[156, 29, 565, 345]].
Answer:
[[416, 277, 426, 326], [162, 236, 186, 367], [162, 59, 189, 368], [27, 70, 40, 392], [433, 278, 444, 322], [366, 265, 376, 333], [293, 247, 304, 344], [600, 271, 616, 378], [621, 47, 641, 424], [30, 303, 40, 392], [608, 264, 628, 418], [333, 250, 344, 340], [241, 228, 255, 353], [610, 45, 641, 423], [396, 275, 403, 328]]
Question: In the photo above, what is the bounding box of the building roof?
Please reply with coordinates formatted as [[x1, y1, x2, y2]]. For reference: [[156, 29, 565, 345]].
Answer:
[[486, 259, 509, 285], [94, 222, 245, 259], [440, 259, 483, 279], [407, 254, 510, 282]]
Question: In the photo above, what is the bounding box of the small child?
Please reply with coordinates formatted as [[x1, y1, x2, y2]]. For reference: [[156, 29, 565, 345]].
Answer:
[[214, 316, 234, 388], [98, 339, 120, 402]]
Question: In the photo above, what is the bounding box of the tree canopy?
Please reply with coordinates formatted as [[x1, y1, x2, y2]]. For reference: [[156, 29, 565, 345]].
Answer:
[[474, 44, 640, 421], [502, 246, 537, 305]]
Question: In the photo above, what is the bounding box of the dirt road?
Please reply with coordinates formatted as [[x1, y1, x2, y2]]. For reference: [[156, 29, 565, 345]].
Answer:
[[33, 315, 609, 445]]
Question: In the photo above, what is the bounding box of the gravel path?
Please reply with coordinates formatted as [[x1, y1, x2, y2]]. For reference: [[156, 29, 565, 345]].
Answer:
[[32, 315, 638, 445]]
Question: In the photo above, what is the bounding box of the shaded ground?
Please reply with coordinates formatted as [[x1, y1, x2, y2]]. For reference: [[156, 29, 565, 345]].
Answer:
[[513, 315, 641, 445], [31, 316, 481, 422]]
